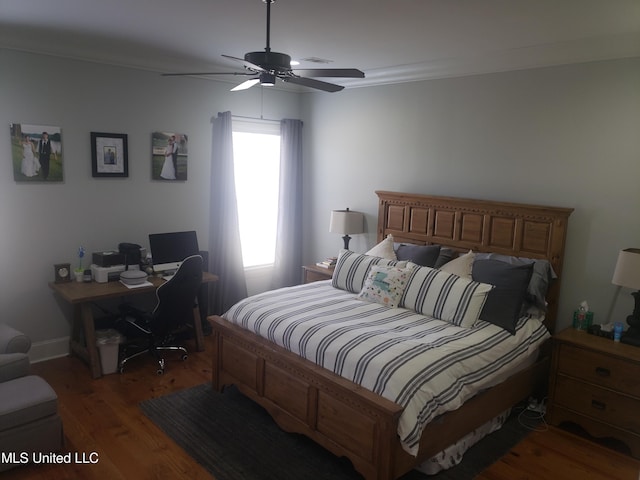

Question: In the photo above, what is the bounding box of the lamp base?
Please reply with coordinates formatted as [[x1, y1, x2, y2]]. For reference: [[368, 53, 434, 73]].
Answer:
[[342, 235, 352, 250], [621, 291, 640, 346], [621, 327, 640, 347]]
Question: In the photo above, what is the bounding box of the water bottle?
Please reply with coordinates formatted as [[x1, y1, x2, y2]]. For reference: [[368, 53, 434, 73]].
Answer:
[[575, 304, 587, 330], [614, 322, 623, 342]]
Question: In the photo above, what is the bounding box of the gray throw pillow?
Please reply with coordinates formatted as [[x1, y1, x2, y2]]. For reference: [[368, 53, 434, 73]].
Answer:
[[472, 259, 534, 334]]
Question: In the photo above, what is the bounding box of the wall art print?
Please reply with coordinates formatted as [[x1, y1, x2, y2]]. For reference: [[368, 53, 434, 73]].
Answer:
[[152, 131, 188, 181], [10, 123, 64, 182]]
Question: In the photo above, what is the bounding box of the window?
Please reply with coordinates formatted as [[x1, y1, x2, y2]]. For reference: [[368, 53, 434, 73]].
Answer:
[[232, 119, 281, 268]]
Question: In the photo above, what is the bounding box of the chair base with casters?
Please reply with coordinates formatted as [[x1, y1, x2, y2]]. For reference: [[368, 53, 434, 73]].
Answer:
[[116, 254, 203, 375], [116, 305, 191, 375]]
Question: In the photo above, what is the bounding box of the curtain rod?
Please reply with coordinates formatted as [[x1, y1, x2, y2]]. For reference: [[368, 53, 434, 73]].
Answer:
[[232, 114, 281, 124]]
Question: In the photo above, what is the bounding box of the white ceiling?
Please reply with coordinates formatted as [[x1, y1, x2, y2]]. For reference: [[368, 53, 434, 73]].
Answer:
[[2, 0, 639, 90]]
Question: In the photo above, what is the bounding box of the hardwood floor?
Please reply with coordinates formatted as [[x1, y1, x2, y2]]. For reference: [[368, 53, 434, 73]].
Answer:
[[4, 334, 640, 480], [4, 335, 216, 480], [478, 425, 640, 480]]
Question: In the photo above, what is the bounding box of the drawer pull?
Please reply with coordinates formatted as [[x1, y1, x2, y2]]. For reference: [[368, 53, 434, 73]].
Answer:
[[591, 400, 606, 411], [595, 367, 610, 377]]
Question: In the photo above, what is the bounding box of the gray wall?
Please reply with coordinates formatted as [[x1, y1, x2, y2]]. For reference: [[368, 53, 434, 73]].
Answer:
[[2, 48, 638, 361], [0, 49, 301, 359], [302, 58, 640, 332]]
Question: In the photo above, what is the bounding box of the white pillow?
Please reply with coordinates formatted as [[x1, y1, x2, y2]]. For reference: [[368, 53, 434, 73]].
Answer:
[[332, 249, 407, 293], [400, 263, 493, 328], [439, 250, 475, 278], [357, 265, 413, 308], [365, 234, 396, 260]]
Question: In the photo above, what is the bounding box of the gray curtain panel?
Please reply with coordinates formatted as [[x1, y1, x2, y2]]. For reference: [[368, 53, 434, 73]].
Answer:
[[272, 119, 304, 289], [208, 111, 248, 314]]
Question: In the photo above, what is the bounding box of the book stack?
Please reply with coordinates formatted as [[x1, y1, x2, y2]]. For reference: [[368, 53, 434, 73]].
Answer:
[[315, 257, 337, 269]]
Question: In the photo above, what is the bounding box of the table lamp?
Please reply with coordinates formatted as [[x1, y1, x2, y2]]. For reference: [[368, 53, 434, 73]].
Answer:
[[329, 208, 364, 250], [612, 248, 640, 346]]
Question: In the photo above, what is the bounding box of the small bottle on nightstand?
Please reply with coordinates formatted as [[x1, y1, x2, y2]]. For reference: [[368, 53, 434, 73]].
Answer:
[[614, 322, 623, 342]]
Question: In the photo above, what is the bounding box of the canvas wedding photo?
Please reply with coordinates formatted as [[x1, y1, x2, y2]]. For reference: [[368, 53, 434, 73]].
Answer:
[[10, 123, 64, 182], [151, 131, 188, 181]]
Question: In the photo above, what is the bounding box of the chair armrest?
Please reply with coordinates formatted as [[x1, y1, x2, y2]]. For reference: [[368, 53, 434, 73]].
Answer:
[[0, 353, 30, 382], [0, 324, 31, 354]]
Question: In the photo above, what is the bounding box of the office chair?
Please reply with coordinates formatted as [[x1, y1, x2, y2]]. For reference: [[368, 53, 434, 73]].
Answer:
[[117, 254, 203, 375]]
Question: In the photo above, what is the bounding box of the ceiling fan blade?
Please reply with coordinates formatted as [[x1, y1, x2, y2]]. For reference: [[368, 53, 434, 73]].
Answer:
[[231, 78, 261, 91], [161, 71, 255, 77], [222, 54, 266, 73], [283, 76, 344, 93], [291, 68, 365, 78]]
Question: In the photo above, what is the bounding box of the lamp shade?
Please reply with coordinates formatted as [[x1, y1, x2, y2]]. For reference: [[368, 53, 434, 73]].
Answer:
[[329, 209, 364, 235], [612, 248, 640, 290]]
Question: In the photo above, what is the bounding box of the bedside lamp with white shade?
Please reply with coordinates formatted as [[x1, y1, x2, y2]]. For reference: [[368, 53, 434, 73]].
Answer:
[[329, 208, 364, 250], [612, 248, 640, 346]]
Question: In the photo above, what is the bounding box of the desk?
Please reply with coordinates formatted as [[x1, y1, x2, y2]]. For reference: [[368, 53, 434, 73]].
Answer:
[[49, 272, 218, 378]]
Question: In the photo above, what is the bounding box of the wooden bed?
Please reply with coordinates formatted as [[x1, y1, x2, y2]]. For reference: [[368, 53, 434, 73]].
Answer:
[[209, 191, 573, 480]]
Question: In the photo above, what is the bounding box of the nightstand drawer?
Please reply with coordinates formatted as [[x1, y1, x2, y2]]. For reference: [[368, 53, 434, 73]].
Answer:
[[557, 344, 640, 397], [555, 375, 640, 434]]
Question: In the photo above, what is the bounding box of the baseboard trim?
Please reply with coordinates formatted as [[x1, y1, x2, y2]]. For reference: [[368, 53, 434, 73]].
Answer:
[[29, 336, 70, 363]]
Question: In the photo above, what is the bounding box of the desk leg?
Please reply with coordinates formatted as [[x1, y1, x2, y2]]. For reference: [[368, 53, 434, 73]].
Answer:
[[192, 306, 205, 352], [69, 302, 102, 378]]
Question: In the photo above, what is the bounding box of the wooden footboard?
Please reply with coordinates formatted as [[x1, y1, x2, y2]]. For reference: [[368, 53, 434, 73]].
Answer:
[[210, 315, 549, 480]]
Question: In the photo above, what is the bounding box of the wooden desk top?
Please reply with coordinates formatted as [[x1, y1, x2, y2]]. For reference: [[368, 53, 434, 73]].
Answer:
[[49, 271, 218, 304]]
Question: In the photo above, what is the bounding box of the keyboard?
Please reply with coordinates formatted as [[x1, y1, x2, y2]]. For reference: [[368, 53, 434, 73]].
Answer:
[[160, 269, 177, 281]]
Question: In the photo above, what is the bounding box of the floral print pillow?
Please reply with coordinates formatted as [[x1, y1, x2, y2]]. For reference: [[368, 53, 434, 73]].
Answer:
[[357, 265, 413, 308]]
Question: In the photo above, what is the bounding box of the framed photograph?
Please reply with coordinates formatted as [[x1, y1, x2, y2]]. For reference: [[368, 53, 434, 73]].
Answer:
[[10, 123, 64, 182], [151, 131, 188, 180], [91, 132, 128, 177]]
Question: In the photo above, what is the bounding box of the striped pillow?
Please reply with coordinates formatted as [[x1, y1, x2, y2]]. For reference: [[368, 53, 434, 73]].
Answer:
[[332, 250, 407, 293], [400, 263, 493, 327]]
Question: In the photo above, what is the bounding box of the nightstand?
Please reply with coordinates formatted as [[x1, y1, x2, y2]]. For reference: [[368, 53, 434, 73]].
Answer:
[[302, 264, 334, 284], [547, 328, 640, 458]]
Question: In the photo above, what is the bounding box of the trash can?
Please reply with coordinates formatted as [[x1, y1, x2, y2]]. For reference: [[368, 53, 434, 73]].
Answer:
[[95, 329, 124, 374]]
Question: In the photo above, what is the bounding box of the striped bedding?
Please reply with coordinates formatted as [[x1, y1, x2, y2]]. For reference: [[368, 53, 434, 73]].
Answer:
[[223, 280, 550, 456]]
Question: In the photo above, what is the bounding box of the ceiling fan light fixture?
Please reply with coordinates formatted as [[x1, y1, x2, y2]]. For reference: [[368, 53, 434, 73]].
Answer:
[[260, 72, 276, 86]]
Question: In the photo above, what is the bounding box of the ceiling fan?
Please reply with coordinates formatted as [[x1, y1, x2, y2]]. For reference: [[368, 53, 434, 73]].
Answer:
[[162, 0, 364, 92]]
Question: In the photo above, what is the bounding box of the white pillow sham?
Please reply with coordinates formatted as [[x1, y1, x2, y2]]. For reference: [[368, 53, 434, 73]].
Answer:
[[439, 250, 475, 278], [365, 234, 396, 260]]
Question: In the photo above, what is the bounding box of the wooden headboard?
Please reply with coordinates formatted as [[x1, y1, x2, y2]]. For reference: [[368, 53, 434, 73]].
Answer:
[[376, 191, 573, 333]]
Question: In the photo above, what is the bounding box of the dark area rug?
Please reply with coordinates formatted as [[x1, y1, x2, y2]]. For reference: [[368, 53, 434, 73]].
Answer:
[[139, 383, 537, 480]]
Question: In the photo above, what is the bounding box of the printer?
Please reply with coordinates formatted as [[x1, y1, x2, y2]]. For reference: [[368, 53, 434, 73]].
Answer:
[[90, 245, 147, 282], [91, 264, 126, 283], [91, 250, 127, 282]]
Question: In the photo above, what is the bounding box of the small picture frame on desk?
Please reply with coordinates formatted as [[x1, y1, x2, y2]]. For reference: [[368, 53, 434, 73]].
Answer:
[[54, 263, 71, 283]]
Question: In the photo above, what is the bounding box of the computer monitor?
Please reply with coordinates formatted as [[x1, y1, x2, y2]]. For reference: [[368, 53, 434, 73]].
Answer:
[[148, 231, 199, 275]]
